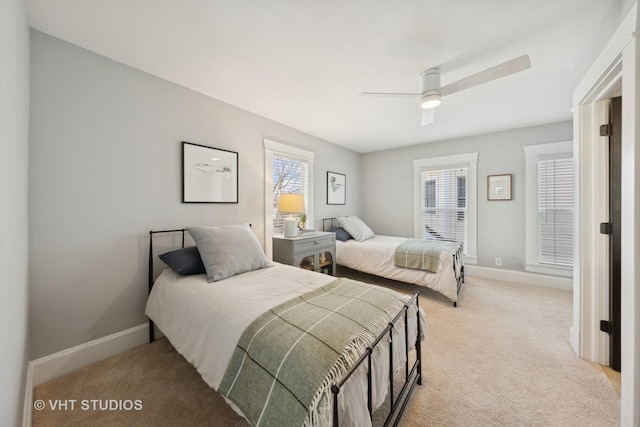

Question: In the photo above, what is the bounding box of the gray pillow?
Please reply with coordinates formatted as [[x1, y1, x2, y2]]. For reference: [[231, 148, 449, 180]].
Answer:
[[187, 223, 272, 282], [338, 216, 375, 241]]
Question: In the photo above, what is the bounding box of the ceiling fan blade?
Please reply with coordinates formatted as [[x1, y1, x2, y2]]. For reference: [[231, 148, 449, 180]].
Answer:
[[421, 108, 436, 126], [360, 92, 421, 97], [440, 54, 531, 97]]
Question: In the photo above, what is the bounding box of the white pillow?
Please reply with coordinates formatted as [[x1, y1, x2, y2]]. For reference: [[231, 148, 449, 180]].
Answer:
[[338, 216, 375, 241], [188, 223, 272, 282]]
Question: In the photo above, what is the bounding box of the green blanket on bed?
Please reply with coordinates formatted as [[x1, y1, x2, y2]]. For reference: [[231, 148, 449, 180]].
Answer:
[[218, 277, 410, 427], [394, 238, 458, 273]]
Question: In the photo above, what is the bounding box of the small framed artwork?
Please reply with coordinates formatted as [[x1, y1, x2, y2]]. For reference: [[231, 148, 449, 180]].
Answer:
[[327, 171, 346, 205], [487, 174, 512, 201], [182, 141, 238, 203]]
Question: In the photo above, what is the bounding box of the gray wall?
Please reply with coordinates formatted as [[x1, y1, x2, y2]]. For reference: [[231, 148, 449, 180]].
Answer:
[[29, 30, 361, 359], [360, 121, 572, 271], [575, 0, 637, 82], [1, 0, 30, 424]]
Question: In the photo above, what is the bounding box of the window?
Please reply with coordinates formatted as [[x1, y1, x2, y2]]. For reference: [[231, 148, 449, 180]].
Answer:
[[272, 154, 309, 234], [524, 141, 573, 277], [538, 154, 574, 266], [424, 179, 436, 214], [264, 140, 314, 257], [457, 176, 466, 221], [414, 152, 478, 264], [420, 168, 467, 243]]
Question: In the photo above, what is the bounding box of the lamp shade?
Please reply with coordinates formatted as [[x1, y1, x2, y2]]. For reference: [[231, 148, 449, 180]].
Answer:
[[278, 193, 305, 238], [278, 193, 305, 213]]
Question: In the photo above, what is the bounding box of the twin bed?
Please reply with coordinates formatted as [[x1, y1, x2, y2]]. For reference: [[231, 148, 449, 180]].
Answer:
[[323, 217, 464, 307], [145, 223, 426, 427]]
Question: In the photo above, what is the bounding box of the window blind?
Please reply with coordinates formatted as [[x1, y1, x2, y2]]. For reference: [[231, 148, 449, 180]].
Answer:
[[538, 154, 574, 266], [420, 167, 467, 245], [272, 154, 309, 234]]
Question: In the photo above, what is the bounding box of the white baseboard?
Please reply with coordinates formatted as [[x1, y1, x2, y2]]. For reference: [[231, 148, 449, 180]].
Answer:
[[30, 323, 150, 387], [22, 362, 33, 427], [569, 326, 579, 357], [465, 265, 573, 291], [24, 323, 152, 426]]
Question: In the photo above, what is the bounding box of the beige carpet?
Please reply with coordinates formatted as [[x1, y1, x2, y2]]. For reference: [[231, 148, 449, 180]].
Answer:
[[33, 269, 620, 426]]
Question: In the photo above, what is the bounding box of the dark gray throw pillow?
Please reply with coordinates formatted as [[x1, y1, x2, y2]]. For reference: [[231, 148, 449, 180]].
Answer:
[[187, 223, 272, 282], [328, 227, 353, 242], [159, 246, 206, 275]]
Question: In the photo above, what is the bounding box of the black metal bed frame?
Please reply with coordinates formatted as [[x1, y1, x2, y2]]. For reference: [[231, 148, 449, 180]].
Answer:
[[322, 217, 464, 307], [148, 228, 186, 343], [451, 243, 465, 307], [331, 292, 422, 427], [147, 227, 423, 427]]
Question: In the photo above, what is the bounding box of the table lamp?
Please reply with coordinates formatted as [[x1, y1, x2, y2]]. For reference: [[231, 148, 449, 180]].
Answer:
[[278, 193, 305, 238]]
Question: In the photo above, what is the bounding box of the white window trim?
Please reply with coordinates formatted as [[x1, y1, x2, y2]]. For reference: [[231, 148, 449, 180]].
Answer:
[[264, 139, 315, 258], [413, 152, 478, 265], [523, 141, 573, 277]]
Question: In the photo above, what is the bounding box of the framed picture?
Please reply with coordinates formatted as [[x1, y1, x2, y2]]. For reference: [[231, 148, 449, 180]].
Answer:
[[182, 141, 238, 203], [327, 171, 346, 205], [487, 174, 512, 201]]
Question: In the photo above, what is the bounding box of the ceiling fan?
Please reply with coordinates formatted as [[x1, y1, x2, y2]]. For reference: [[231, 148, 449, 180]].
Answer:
[[361, 54, 531, 125]]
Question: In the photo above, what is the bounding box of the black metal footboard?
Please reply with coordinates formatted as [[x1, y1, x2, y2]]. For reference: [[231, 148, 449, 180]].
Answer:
[[451, 242, 465, 307], [330, 292, 422, 427]]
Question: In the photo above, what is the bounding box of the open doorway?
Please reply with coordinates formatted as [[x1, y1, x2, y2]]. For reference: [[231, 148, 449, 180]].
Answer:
[[603, 96, 622, 372], [571, 6, 639, 422]]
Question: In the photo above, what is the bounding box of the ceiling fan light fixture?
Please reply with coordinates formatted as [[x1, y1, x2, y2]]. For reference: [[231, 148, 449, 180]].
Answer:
[[420, 93, 441, 109], [361, 55, 530, 124]]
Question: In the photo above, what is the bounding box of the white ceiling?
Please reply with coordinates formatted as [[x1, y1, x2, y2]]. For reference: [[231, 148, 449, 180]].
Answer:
[[26, 0, 614, 153]]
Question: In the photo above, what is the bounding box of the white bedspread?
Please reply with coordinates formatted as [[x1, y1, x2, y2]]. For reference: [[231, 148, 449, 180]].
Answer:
[[145, 262, 425, 427], [336, 235, 458, 302]]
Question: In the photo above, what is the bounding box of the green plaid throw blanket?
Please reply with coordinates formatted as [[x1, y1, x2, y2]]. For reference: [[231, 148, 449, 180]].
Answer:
[[394, 238, 458, 273], [218, 277, 411, 427]]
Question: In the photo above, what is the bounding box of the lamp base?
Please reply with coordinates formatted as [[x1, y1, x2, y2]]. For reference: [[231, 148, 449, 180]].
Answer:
[[283, 216, 298, 238]]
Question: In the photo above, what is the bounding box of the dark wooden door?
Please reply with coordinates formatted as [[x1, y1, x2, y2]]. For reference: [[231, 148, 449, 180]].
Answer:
[[608, 96, 622, 372]]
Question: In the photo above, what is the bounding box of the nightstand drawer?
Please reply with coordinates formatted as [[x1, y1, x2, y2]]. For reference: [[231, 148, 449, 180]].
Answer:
[[291, 235, 334, 252]]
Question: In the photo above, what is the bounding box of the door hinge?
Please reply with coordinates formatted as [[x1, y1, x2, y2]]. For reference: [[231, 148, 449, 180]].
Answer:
[[600, 123, 612, 137], [600, 320, 614, 335], [600, 222, 612, 235]]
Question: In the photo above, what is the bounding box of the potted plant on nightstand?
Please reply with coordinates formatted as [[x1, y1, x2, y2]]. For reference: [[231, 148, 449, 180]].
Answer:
[[297, 213, 307, 230]]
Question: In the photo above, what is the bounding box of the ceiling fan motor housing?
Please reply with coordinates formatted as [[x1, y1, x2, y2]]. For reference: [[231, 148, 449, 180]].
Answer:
[[420, 68, 441, 109]]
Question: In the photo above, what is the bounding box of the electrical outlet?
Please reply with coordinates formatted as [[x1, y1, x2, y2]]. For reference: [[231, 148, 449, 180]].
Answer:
[[495, 257, 502, 266]]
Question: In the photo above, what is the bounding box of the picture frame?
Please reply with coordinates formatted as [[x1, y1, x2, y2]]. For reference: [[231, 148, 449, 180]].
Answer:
[[182, 141, 238, 203], [487, 174, 512, 201], [327, 171, 346, 205]]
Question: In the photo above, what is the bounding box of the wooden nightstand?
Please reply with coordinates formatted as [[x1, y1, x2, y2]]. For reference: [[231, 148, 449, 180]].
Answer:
[[272, 231, 336, 276]]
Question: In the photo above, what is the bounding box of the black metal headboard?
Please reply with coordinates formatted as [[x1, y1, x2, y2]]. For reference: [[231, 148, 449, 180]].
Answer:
[[148, 228, 187, 342], [322, 217, 339, 231]]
